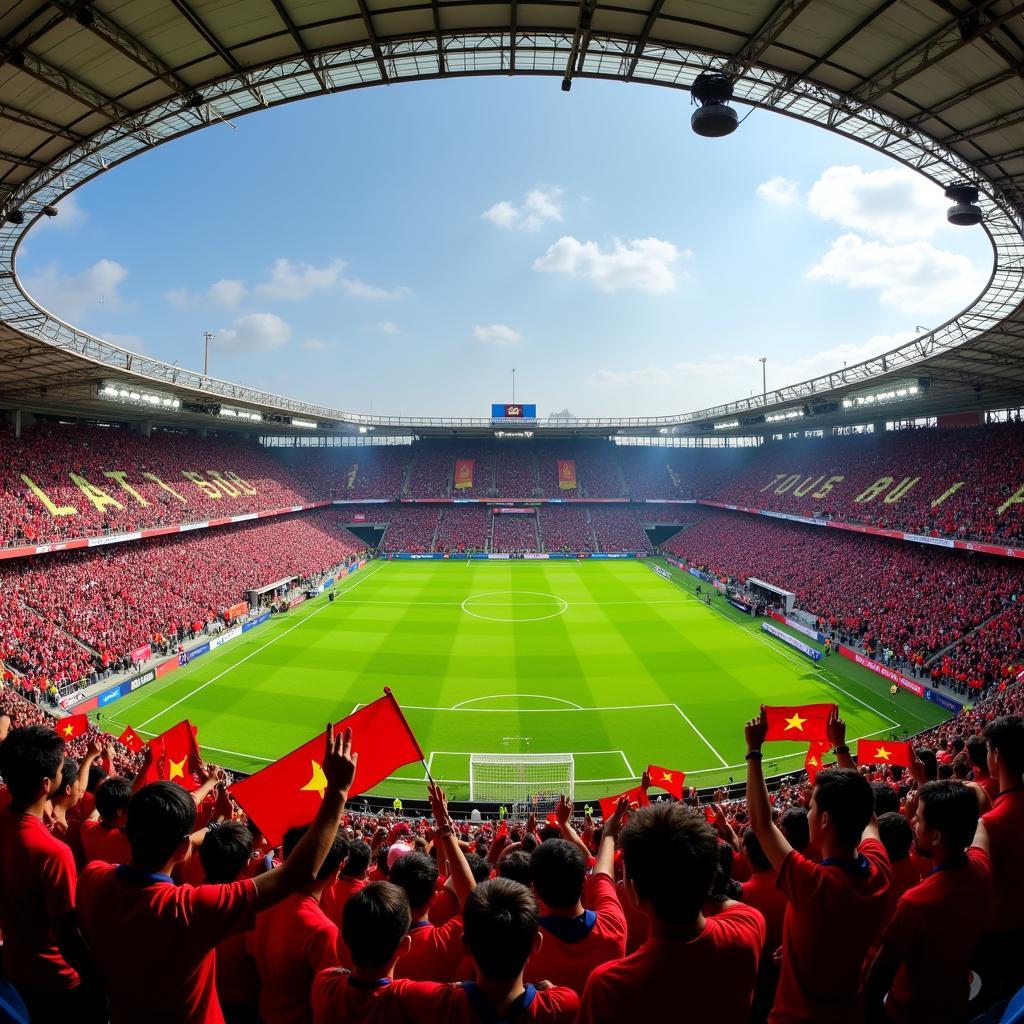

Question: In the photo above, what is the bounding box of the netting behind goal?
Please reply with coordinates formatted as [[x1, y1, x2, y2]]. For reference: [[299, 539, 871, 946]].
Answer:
[[469, 753, 574, 808]]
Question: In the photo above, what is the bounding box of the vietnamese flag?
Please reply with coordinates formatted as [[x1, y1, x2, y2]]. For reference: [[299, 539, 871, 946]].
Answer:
[[646, 764, 685, 799], [56, 714, 88, 743], [857, 738, 913, 768], [230, 690, 424, 845], [804, 741, 832, 783], [118, 725, 145, 754], [764, 704, 836, 742], [556, 459, 577, 490], [133, 720, 203, 792], [454, 459, 474, 490], [598, 785, 650, 820]]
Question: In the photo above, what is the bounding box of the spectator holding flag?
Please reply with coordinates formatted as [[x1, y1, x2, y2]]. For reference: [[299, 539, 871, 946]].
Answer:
[[744, 706, 890, 1024]]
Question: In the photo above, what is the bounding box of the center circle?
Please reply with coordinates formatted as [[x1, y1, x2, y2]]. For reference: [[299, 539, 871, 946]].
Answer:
[[461, 590, 568, 623]]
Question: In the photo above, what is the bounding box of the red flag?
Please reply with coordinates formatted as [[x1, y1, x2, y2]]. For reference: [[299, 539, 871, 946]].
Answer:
[[545, 812, 560, 828], [646, 764, 685, 799], [133, 720, 203, 792], [556, 459, 577, 490], [454, 459, 474, 490], [804, 741, 832, 783], [230, 690, 424, 845], [118, 726, 145, 754], [598, 785, 649, 820], [857, 738, 913, 768], [56, 714, 88, 743], [703, 806, 716, 823], [764, 704, 836, 742], [496, 820, 509, 839]]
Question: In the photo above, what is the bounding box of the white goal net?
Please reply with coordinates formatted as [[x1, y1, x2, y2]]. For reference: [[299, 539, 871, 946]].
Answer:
[[469, 753, 575, 808]]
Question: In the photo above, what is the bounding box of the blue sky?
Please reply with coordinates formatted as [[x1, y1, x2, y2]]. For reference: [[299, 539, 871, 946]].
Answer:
[[18, 76, 992, 418]]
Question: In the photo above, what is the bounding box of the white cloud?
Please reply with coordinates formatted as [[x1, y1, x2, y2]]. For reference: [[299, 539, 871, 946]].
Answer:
[[207, 278, 246, 307], [533, 236, 686, 294], [757, 176, 800, 205], [473, 324, 522, 345], [300, 338, 331, 352], [806, 233, 986, 315], [483, 187, 563, 231], [255, 258, 345, 300], [373, 321, 400, 334], [216, 312, 291, 353], [807, 164, 949, 242], [340, 278, 410, 300], [165, 287, 191, 308], [25, 258, 128, 319]]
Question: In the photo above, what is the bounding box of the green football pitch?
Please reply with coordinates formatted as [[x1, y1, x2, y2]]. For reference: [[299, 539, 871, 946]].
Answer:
[[97, 558, 949, 800]]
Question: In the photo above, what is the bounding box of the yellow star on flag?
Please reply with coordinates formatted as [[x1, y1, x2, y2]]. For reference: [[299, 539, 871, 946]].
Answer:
[[873, 746, 892, 762], [300, 760, 327, 799], [62, 724, 74, 736], [784, 713, 807, 732], [168, 757, 186, 780], [661, 772, 674, 783], [808, 756, 818, 767]]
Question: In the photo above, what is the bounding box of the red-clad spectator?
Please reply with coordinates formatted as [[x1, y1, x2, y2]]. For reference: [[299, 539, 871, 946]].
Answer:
[[321, 837, 370, 928], [249, 824, 347, 1024], [79, 775, 133, 866]]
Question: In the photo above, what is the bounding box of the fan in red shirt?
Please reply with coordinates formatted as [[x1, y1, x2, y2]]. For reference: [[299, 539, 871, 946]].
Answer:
[[524, 794, 627, 994], [199, 820, 264, 1024], [577, 800, 765, 1024], [873, 812, 922, 947], [743, 707, 891, 1024], [396, 877, 579, 1023], [0, 725, 101, 1021], [321, 837, 370, 928], [867, 780, 993, 1023], [249, 823, 348, 1024], [80, 775, 134, 865], [76, 724, 359, 1024]]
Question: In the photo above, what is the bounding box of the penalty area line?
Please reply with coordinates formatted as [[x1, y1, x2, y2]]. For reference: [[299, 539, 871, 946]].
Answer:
[[672, 704, 729, 767]]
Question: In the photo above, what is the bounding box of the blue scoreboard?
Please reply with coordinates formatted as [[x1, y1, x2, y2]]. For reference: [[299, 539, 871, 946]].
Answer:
[[491, 403, 537, 418]]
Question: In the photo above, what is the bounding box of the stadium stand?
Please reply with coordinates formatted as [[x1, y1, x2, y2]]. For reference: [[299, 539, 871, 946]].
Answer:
[[538, 505, 596, 552], [494, 443, 538, 496], [589, 507, 653, 553], [433, 505, 489, 552], [491, 511, 540, 552], [378, 506, 442, 552]]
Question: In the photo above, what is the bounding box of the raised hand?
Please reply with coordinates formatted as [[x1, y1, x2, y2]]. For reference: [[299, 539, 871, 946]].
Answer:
[[428, 780, 452, 828], [322, 724, 357, 798], [825, 708, 846, 748], [604, 795, 631, 840], [641, 769, 651, 792], [745, 707, 768, 752], [555, 793, 573, 827]]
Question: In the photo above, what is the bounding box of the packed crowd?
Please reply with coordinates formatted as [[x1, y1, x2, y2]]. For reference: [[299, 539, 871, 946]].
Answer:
[[662, 508, 1024, 690], [495, 445, 538, 496], [588, 508, 653, 553], [1, 683, 1021, 1024], [491, 513, 540, 553], [0, 424, 314, 548], [276, 446, 412, 502], [378, 507, 441, 553], [0, 514, 366, 695], [538, 507, 596, 553], [433, 507, 489, 554]]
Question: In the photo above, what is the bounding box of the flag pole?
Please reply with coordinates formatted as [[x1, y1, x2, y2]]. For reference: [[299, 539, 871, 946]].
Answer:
[[421, 758, 436, 785]]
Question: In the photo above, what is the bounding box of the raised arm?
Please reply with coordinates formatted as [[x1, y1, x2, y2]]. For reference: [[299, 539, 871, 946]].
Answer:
[[428, 781, 475, 909], [745, 707, 793, 870], [826, 709, 855, 770], [555, 795, 592, 861], [594, 797, 629, 879]]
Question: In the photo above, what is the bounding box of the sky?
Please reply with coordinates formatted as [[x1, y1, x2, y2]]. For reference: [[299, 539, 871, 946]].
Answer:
[[17, 76, 993, 419]]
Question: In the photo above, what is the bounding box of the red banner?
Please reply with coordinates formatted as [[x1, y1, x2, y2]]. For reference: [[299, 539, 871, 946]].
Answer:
[[130, 643, 152, 664], [454, 459, 474, 490], [557, 460, 577, 490], [224, 601, 248, 622]]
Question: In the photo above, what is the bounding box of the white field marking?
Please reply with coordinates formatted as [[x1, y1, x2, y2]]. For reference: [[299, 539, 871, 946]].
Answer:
[[650, 563, 903, 730], [357, 702, 678, 714], [135, 560, 388, 730], [671, 704, 729, 767], [450, 693, 583, 710], [616, 749, 636, 778], [377, 774, 636, 786], [461, 591, 568, 623], [332, 598, 689, 607], [427, 749, 633, 757], [424, 751, 435, 781]]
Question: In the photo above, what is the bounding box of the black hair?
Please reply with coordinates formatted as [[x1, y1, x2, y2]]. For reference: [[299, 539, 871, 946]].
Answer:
[[966, 735, 989, 772], [125, 781, 197, 867], [498, 850, 533, 887], [530, 838, 586, 909], [465, 851, 492, 884], [877, 811, 912, 862], [389, 852, 439, 910], [709, 841, 742, 902], [59, 757, 79, 795], [915, 749, 938, 781], [812, 768, 874, 849], [283, 824, 348, 882], [0, 726, 65, 806], [742, 828, 772, 873], [985, 716, 1024, 775], [618, 803, 718, 923], [200, 822, 254, 883], [918, 780, 980, 853], [95, 776, 134, 821], [341, 839, 372, 879], [342, 882, 412, 969], [538, 824, 561, 843], [779, 807, 810, 852], [87, 761, 108, 794], [463, 879, 538, 980], [870, 781, 899, 816]]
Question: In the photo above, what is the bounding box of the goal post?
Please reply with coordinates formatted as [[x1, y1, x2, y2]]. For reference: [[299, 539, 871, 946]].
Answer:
[[469, 753, 575, 808]]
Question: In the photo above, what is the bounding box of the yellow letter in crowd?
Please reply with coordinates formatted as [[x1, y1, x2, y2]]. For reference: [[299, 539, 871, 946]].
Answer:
[[811, 475, 844, 500], [931, 482, 964, 507], [19, 474, 76, 516], [998, 483, 1024, 517], [69, 474, 124, 514], [882, 477, 920, 505], [142, 472, 187, 503], [761, 474, 787, 492], [792, 475, 827, 498], [774, 474, 802, 494], [854, 477, 894, 503], [182, 471, 222, 499], [224, 470, 258, 495], [103, 471, 150, 507], [206, 471, 239, 497]]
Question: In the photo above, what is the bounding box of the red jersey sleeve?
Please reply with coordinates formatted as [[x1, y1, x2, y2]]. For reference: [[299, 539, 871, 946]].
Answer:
[[589, 873, 627, 944], [41, 839, 77, 918], [184, 878, 258, 945], [577, 965, 616, 1024], [776, 847, 826, 904], [429, 885, 459, 926], [306, 918, 341, 975], [534, 984, 580, 1021]]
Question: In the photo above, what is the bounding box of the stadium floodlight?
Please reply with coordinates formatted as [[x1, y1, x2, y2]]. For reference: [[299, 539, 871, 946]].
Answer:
[[690, 72, 738, 138], [291, 418, 317, 429], [469, 753, 574, 809], [944, 183, 983, 227], [766, 408, 804, 424], [5, 210, 24, 225], [842, 381, 923, 409], [219, 406, 263, 422], [99, 381, 181, 410], [713, 419, 740, 430]]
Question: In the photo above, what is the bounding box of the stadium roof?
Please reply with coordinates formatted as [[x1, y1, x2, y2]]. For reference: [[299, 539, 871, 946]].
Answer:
[[1, 0, 1024, 439]]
